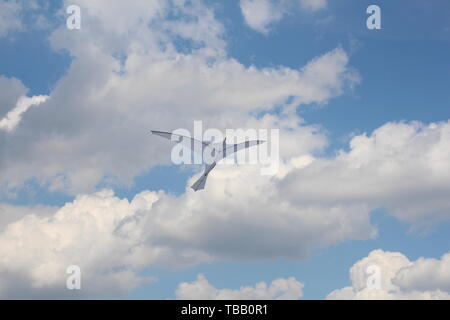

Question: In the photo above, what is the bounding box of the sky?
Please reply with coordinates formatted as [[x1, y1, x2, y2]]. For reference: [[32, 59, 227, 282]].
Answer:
[[0, 0, 450, 299]]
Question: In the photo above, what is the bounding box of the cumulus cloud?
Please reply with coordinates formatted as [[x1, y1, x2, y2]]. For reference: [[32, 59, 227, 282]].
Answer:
[[0, 0, 51, 37], [394, 253, 450, 293], [0, 0, 358, 195], [327, 249, 450, 300], [281, 120, 450, 226], [300, 0, 327, 12], [1, 0, 448, 300], [239, 0, 328, 34], [0, 190, 158, 298], [176, 274, 303, 299], [0, 113, 377, 298], [239, 0, 284, 34], [3, 117, 449, 298], [0, 1, 22, 37], [0, 76, 28, 119], [0, 1, 368, 298], [0, 95, 49, 132], [0, 203, 56, 231], [0, 76, 48, 132]]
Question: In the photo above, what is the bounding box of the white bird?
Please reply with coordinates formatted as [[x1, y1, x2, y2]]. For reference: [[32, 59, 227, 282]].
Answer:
[[150, 130, 265, 191]]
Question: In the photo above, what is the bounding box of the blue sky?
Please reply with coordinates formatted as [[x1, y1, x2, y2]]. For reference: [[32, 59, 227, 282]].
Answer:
[[1, 0, 450, 299]]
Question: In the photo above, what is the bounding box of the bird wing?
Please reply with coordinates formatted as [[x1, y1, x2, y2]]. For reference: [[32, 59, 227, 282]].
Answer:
[[150, 130, 208, 155], [221, 140, 265, 159]]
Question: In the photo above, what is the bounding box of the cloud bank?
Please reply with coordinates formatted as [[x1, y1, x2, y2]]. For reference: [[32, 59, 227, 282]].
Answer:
[[239, 0, 328, 34], [0, 1, 22, 37], [0, 0, 449, 300], [327, 249, 450, 300], [176, 274, 304, 299], [0, 0, 357, 195]]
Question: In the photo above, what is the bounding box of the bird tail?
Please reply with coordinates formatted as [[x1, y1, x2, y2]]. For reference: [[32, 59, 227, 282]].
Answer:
[[191, 173, 208, 191]]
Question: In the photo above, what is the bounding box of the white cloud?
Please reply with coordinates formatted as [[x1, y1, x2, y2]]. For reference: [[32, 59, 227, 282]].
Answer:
[[0, 0, 51, 37], [239, 0, 284, 34], [176, 274, 303, 299], [327, 249, 450, 300], [0, 6, 366, 299], [0, 76, 27, 119], [0, 190, 158, 298], [300, 0, 327, 12], [3, 115, 450, 298], [0, 203, 56, 231], [2, 0, 449, 300], [0, 1, 22, 37], [281, 120, 450, 226], [0, 95, 49, 132], [0, 75, 48, 132], [239, 0, 328, 34], [0, 1, 357, 195], [394, 253, 450, 293], [0, 115, 376, 298], [162, 0, 226, 56]]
